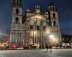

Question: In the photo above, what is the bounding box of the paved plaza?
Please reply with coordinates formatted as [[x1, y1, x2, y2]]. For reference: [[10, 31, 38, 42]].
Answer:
[[0, 49, 72, 57]]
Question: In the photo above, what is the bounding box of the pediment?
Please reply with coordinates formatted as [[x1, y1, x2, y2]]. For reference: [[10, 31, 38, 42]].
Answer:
[[27, 14, 47, 21]]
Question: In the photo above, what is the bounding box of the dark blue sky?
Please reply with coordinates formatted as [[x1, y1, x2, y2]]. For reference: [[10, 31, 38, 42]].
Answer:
[[0, 0, 72, 36]]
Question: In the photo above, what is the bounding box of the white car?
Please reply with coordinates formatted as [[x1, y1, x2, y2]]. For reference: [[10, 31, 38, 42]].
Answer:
[[17, 46, 24, 50]]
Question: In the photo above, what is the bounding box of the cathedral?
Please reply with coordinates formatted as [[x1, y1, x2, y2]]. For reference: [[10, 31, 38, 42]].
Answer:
[[9, 0, 61, 48]]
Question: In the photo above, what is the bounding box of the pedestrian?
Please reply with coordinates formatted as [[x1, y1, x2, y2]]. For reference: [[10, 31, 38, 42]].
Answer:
[[46, 45, 49, 51], [49, 45, 52, 52]]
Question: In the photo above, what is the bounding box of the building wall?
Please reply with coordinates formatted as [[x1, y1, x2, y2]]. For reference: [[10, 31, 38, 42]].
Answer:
[[10, 0, 25, 47], [10, 0, 61, 48]]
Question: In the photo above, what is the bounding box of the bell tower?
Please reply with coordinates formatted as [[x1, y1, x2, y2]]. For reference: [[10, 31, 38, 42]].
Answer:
[[48, 1, 58, 26], [48, 1, 61, 45], [12, 0, 22, 24], [10, 0, 23, 46]]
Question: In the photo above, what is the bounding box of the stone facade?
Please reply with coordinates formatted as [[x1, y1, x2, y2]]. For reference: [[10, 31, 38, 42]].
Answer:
[[10, 0, 61, 48]]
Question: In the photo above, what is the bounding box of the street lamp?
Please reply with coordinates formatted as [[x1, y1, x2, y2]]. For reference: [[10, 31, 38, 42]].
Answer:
[[49, 34, 59, 46], [49, 34, 54, 39]]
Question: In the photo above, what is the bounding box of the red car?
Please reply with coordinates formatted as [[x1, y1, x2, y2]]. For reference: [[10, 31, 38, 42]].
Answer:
[[9, 44, 17, 50]]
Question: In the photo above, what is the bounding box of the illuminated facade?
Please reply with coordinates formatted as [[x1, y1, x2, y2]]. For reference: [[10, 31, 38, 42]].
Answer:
[[10, 0, 61, 48]]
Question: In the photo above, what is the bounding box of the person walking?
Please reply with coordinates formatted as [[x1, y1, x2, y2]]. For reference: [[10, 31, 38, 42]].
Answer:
[[49, 44, 52, 52], [46, 45, 49, 51]]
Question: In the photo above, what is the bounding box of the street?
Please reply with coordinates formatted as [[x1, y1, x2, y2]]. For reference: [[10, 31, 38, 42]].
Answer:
[[0, 49, 72, 57]]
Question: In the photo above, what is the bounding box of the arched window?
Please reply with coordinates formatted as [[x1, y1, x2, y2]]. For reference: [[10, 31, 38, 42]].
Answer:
[[43, 26, 46, 30], [53, 7, 55, 10], [15, 17, 19, 24], [30, 25, 33, 30], [16, 9, 19, 15], [53, 21, 56, 26], [13, 0, 15, 5], [22, 19, 26, 24], [53, 13, 56, 19], [37, 26, 40, 30], [17, 1, 18, 5], [13, 1, 15, 5], [18, 0, 21, 5], [50, 7, 52, 10]]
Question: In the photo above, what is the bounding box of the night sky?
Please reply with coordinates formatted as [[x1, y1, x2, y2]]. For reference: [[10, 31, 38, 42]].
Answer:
[[0, 0, 72, 39]]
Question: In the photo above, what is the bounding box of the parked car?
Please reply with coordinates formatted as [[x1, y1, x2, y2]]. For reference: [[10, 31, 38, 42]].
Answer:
[[9, 44, 17, 50], [17, 46, 24, 50]]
